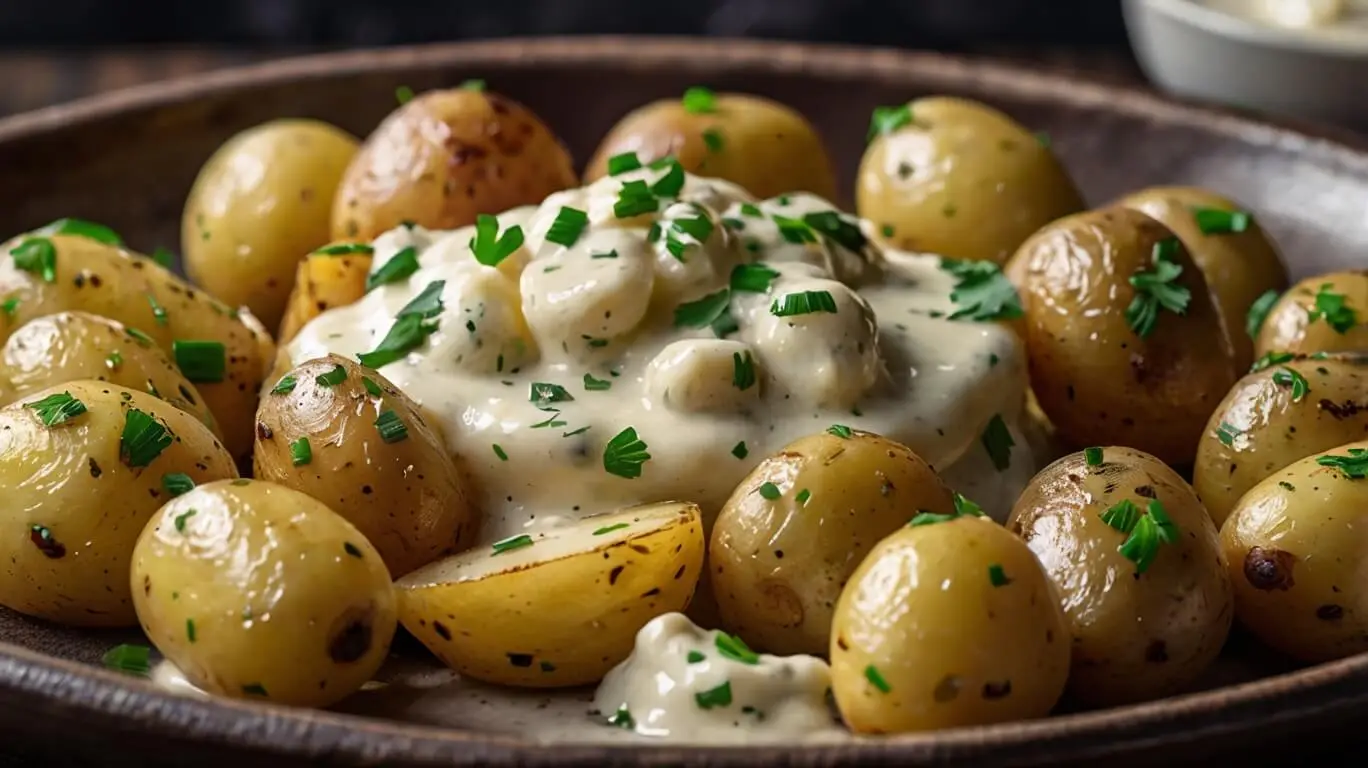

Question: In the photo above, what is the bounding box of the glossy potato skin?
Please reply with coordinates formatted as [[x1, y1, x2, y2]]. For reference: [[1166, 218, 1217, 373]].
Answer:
[[254, 355, 475, 577], [277, 244, 372, 343], [1256, 270, 1368, 357], [131, 479, 396, 707], [830, 517, 1069, 733], [1115, 187, 1288, 370], [1008, 447, 1232, 706], [1220, 441, 1368, 663], [584, 93, 837, 200], [183, 119, 360, 330], [1006, 208, 1240, 465], [858, 97, 1084, 264], [1195, 353, 1368, 527], [0, 382, 237, 626], [710, 430, 956, 656], [332, 88, 576, 242]]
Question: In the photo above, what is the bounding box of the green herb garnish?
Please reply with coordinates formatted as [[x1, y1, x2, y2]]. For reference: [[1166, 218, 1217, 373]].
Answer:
[[460, 79, 485, 92], [395, 85, 415, 104], [1192, 207, 1251, 235], [161, 473, 194, 497], [1084, 446, 1104, 467], [1106, 499, 1179, 574], [673, 288, 732, 329], [613, 180, 658, 219], [1272, 367, 1310, 403], [607, 152, 642, 176], [773, 215, 816, 244], [36, 217, 123, 245], [682, 86, 717, 114], [593, 522, 630, 536], [804, 210, 867, 252], [1317, 447, 1368, 479], [362, 377, 383, 397], [290, 437, 312, 466], [146, 293, 168, 326], [270, 375, 298, 395], [732, 352, 756, 391], [1308, 283, 1359, 334], [867, 105, 912, 141], [770, 290, 837, 317], [151, 247, 174, 268], [607, 705, 635, 730], [941, 259, 1023, 322], [863, 665, 891, 693], [470, 214, 524, 268], [492, 444, 508, 461], [988, 564, 1011, 587], [702, 128, 724, 152], [10, 237, 57, 282], [120, 408, 173, 468], [545, 206, 589, 248], [603, 427, 650, 479], [24, 391, 86, 426], [1246, 289, 1280, 339], [1216, 421, 1241, 447], [173, 340, 226, 383], [980, 414, 1014, 471], [358, 280, 445, 368], [492, 534, 534, 555], [694, 681, 733, 709], [530, 382, 575, 410], [366, 246, 420, 291], [315, 242, 374, 257], [583, 373, 612, 391], [1251, 351, 1296, 373], [1125, 238, 1191, 338], [651, 159, 686, 198], [731, 441, 748, 459], [715, 632, 759, 665], [102, 644, 151, 676], [729, 263, 780, 293], [757, 482, 782, 500], [375, 410, 408, 443], [796, 489, 811, 506], [315, 364, 347, 387]]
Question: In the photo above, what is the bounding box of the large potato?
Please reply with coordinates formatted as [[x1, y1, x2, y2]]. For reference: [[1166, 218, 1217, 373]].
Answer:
[[830, 515, 1069, 733], [183, 119, 359, 330], [583, 89, 837, 200], [332, 88, 576, 242], [710, 428, 956, 656], [396, 502, 704, 688], [1194, 353, 1368, 527], [277, 241, 372, 343], [0, 381, 237, 626], [858, 96, 1084, 264], [253, 355, 475, 577], [131, 479, 396, 707], [1006, 207, 1240, 465], [1008, 447, 1232, 706], [1255, 270, 1368, 357], [1221, 441, 1368, 663]]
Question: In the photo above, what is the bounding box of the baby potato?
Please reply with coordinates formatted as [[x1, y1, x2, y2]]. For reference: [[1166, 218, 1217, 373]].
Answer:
[[332, 88, 576, 242], [253, 355, 475, 577], [131, 479, 396, 707], [396, 501, 704, 688], [858, 96, 1084, 264], [1007, 208, 1240, 466], [0, 381, 237, 626], [277, 242, 373, 343], [830, 515, 1069, 733], [1256, 270, 1368, 357], [583, 90, 837, 200], [1194, 353, 1368, 527], [1008, 447, 1232, 707], [183, 119, 359, 330], [1115, 187, 1288, 370], [710, 429, 956, 656], [1221, 441, 1368, 663]]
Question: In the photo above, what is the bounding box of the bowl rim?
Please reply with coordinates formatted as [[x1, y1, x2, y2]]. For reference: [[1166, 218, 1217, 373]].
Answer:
[[1135, 0, 1368, 58]]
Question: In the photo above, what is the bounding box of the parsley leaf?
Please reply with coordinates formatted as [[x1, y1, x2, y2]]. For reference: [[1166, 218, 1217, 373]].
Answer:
[[1246, 289, 1281, 339], [868, 104, 912, 141], [604, 427, 650, 479], [942, 259, 1023, 322], [1307, 283, 1358, 334], [1125, 238, 1191, 338]]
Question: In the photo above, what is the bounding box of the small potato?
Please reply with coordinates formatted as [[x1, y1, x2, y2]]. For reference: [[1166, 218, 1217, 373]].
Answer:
[[0, 381, 237, 626], [396, 502, 704, 688], [710, 429, 956, 656], [277, 242, 373, 343], [1008, 447, 1232, 706], [1007, 208, 1240, 466], [1221, 441, 1368, 663], [830, 515, 1069, 733], [858, 96, 1084, 264], [183, 119, 360, 330], [1115, 187, 1288, 370], [253, 355, 475, 577], [332, 88, 576, 242], [583, 91, 837, 200], [1255, 270, 1368, 357], [1194, 353, 1368, 527], [131, 479, 396, 707]]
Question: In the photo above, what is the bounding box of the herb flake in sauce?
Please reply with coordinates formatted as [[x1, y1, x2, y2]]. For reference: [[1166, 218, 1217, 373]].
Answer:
[[603, 427, 650, 479], [367, 246, 420, 291], [492, 534, 534, 554], [470, 214, 524, 267]]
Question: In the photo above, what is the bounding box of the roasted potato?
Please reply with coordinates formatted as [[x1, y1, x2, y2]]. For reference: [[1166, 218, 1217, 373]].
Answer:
[[1008, 447, 1232, 706], [1006, 207, 1240, 465], [830, 515, 1069, 733], [131, 479, 396, 707], [396, 501, 704, 687], [858, 96, 1084, 264], [1255, 270, 1368, 357], [1221, 441, 1368, 663], [0, 381, 236, 626], [710, 429, 956, 656], [584, 90, 837, 200], [277, 241, 373, 343]]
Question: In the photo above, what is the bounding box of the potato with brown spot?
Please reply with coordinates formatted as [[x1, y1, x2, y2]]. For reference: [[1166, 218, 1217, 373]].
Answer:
[[1255, 270, 1368, 358], [277, 242, 373, 343]]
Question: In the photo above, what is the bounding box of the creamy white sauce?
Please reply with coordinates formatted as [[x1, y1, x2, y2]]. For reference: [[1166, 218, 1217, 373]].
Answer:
[[1200, 0, 1368, 36]]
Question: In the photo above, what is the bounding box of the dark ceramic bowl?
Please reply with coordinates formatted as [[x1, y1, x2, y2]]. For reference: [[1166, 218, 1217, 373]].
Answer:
[[0, 36, 1366, 768]]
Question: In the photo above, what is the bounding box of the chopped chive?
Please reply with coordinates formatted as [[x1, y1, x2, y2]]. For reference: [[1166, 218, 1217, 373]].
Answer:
[[366, 246, 420, 291], [186, 618, 197, 643], [545, 206, 589, 248], [1192, 207, 1252, 235], [694, 681, 732, 709], [120, 408, 173, 468], [796, 489, 811, 506], [864, 664, 891, 693], [729, 263, 779, 293], [314, 364, 347, 387], [715, 632, 759, 665], [290, 437, 312, 466], [1246, 289, 1281, 339], [827, 424, 853, 439], [470, 214, 524, 267], [867, 105, 912, 141], [592, 522, 630, 536], [988, 564, 1011, 587], [102, 644, 151, 676], [161, 473, 194, 497], [173, 340, 226, 383], [687, 650, 706, 663], [36, 217, 123, 245], [24, 391, 86, 426], [271, 375, 298, 395], [315, 242, 374, 256], [673, 288, 732, 329], [492, 534, 534, 555], [10, 237, 57, 282], [362, 377, 383, 397], [770, 290, 838, 317], [146, 293, 168, 325], [493, 444, 508, 461], [1084, 447, 1104, 467], [607, 152, 642, 176], [681, 86, 717, 114], [375, 410, 408, 443], [980, 414, 1014, 471], [732, 351, 756, 391]]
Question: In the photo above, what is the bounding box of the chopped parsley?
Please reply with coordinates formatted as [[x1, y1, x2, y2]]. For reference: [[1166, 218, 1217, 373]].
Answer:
[[545, 206, 589, 248], [730, 263, 780, 293], [770, 290, 838, 317], [366, 246, 420, 291], [606, 152, 642, 176], [673, 288, 732, 329], [10, 237, 57, 282], [607, 706, 635, 730], [492, 534, 534, 555], [151, 247, 175, 268], [980, 414, 1014, 471], [687, 650, 706, 663], [731, 441, 748, 459], [102, 644, 151, 676], [1192, 207, 1251, 235], [908, 493, 985, 526], [988, 564, 1011, 587], [1251, 351, 1295, 373], [290, 437, 312, 466], [24, 391, 86, 426], [315, 242, 374, 256], [1, 297, 18, 318], [796, 489, 811, 506], [953, 492, 986, 518], [758, 482, 782, 500], [375, 410, 408, 443], [120, 408, 173, 468], [702, 128, 724, 152], [681, 86, 717, 114], [863, 664, 892, 693], [1084, 446, 1104, 467], [1317, 447, 1368, 479], [470, 214, 524, 267], [530, 382, 575, 410], [105, 351, 122, 370], [1125, 238, 1191, 338], [1100, 499, 1142, 533], [173, 340, 226, 383], [1307, 283, 1358, 334], [357, 280, 445, 368], [773, 215, 816, 244], [804, 210, 868, 252], [492, 444, 508, 461], [665, 213, 715, 260], [867, 104, 912, 141], [941, 259, 1023, 322], [694, 681, 733, 709], [732, 351, 756, 391], [1246, 289, 1281, 339], [1103, 499, 1179, 574], [270, 375, 298, 395], [161, 473, 194, 497], [314, 364, 347, 387], [827, 424, 853, 439], [603, 427, 650, 479], [1272, 367, 1310, 403], [715, 632, 759, 664], [583, 373, 612, 391], [36, 217, 123, 245]]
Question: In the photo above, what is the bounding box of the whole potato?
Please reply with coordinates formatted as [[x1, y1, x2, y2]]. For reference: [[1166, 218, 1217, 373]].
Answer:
[[131, 479, 396, 707], [0, 381, 237, 626], [710, 428, 956, 656], [1221, 441, 1368, 663], [1006, 208, 1240, 465], [830, 515, 1069, 733], [277, 242, 373, 343], [858, 96, 1084, 264], [332, 88, 576, 242], [1194, 353, 1368, 527], [253, 355, 475, 577], [1255, 270, 1368, 358], [583, 89, 837, 200], [1008, 447, 1233, 706], [1115, 186, 1288, 370]]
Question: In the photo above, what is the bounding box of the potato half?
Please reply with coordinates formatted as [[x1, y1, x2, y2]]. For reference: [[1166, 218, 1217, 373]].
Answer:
[[277, 242, 373, 343]]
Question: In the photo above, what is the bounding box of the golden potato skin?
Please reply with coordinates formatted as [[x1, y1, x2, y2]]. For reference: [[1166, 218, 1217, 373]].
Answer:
[[1221, 441, 1368, 663], [1256, 270, 1368, 358], [254, 355, 474, 577], [1195, 353, 1368, 527], [830, 516, 1069, 733], [858, 97, 1084, 264], [277, 243, 372, 343], [183, 119, 360, 330], [1008, 447, 1232, 706], [710, 429, 956, 656], [0, 382, 237, 626], [1115, 187, 1288, 370], [132, 479, 396, 707], [1006, 208, 1240, 465], [332, 88, 576, 242], [584, 93, 837, 200]]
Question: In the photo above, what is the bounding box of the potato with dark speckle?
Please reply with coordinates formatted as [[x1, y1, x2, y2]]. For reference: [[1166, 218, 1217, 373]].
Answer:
[[277, 242, 373, 343], [1255, 270, 1368, 358]]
